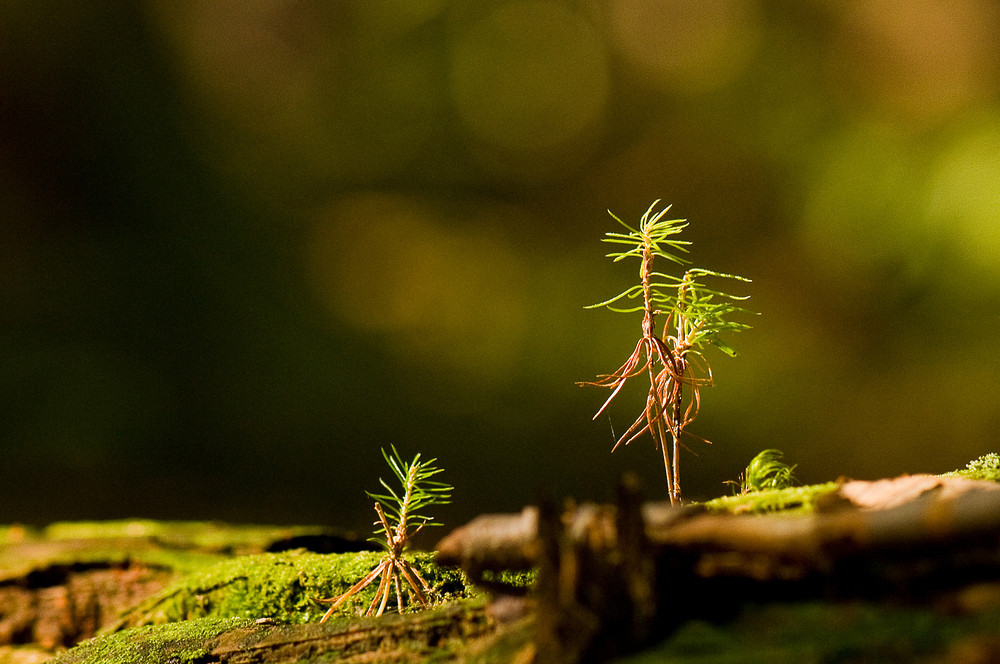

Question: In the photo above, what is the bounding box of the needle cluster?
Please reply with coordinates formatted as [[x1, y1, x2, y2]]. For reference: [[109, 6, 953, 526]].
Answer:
[[579, 201, 753, 504], [316, 446, 452, 620]]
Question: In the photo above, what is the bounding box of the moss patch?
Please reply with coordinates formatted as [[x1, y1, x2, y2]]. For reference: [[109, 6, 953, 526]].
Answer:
[[947, 468, 1000, 482], [613, 595, 1000, 664], [113, 550, 472, 629], [700, 454, 1000, 516], [477, 568, 537, 591], [699, 482, 840, 514], [56, 599, 493, 664], [0, 521, 359, 583], [50, 617, 254, 664], [41, 520, 342, 555], [0, 538, 226, 583], [943, 452, 1000, 483]]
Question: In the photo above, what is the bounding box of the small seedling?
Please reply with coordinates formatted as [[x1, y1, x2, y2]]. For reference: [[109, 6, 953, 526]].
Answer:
[[727, 449, 797, 495], [579, 201, 753, 504], [315, 446, 452, 620]]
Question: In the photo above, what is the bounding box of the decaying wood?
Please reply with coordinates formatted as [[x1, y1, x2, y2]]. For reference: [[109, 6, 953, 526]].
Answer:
[[0, 561, 174, 649], [836, 474, 1000, 510], [437, 475, 1000, 663], [211, 605, 493, 664], [436, 507, 539, 583], [531, 476, 658, 664], [438, 476, 1000, 580], [52, 601, 495, 664], [0, 522, 366, 654]]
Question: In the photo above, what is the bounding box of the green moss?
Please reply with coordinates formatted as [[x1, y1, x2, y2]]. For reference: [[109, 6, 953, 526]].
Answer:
[[699, 482, 840, 514], [1, 521, 356, 582], [950, 468, 1000, 482], [50, 616, 254, 664], [0, 539, 225, 583], [613, 597, 1000, 664], [113, 550, 471, 628], [701, 454, 1000, 517], [58, 598, 491, 664], [477, 568, 537, 590], [41, 520, 338, 554], [942, 453, 1000, 483]]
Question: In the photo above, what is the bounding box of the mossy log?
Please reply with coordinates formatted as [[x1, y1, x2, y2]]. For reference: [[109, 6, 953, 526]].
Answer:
[[10, 474, 1000, 664], [437, 475, 1000, 585], [437, 474, 1000, 662], [0, 521, 366, 654], [109, 550, 468, 630], [50, 601, 495, 664], [11, 531, 479, 664]]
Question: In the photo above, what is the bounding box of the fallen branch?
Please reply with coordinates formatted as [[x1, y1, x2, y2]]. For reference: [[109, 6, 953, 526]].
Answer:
[[437, 475, 1000, 662]]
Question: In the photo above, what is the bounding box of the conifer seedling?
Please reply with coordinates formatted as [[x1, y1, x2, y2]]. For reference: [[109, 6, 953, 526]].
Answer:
[[314, 446, 452, 620], [579, 201, 753, 504], [726, 449, 797, 495]]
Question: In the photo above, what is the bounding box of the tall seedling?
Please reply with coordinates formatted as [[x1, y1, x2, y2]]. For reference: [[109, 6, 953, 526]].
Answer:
[[579, 201, 753, 504]]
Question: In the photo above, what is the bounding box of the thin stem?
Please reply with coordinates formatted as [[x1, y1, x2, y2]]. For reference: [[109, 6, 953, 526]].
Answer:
[[644, 229, 682, 503], [645, 349, 674, 500], [396, 465, 417, 546], [374, 502, 397, 554], [654, 405, 674, 500]]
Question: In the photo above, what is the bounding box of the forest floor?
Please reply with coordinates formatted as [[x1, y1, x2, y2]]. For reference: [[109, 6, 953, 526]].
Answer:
[[3, 458, 1000, 663]]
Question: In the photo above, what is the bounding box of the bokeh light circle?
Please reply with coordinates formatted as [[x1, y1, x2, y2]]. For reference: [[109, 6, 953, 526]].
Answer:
[[609, 0, 761, 94], [925, 121, 1000, 274], [307, 193, 531, 381]]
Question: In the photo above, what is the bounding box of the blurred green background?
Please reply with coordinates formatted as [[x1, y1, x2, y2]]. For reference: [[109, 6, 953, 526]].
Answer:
[[3, 1, 1000, 535]]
